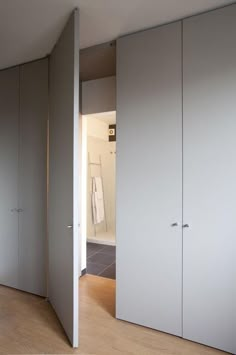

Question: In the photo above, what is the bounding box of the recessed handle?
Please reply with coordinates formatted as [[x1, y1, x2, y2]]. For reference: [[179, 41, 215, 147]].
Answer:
[[171, 222, 179, 227], [183, 224, 189, 228]]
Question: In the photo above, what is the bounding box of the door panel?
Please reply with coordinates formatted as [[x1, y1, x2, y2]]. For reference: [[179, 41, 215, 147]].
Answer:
[[0, 68, 19, 288], [18, 59, 48, 296], [116, 22, 183, 336], [49, 10, 80, 347], [183, 5, 236, 353]]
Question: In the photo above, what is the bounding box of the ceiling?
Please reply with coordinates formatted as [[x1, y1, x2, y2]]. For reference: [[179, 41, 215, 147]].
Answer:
[[0, 0, 234, 70], [87, 112, 116, 125]]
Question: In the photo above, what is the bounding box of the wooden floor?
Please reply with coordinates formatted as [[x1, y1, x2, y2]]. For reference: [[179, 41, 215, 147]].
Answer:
[[0, 275, 227, 355]]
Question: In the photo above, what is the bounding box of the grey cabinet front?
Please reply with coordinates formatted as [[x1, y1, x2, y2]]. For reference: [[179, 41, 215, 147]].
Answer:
[[0, 59, 48, 297], [116, 21, 183, 336], [0, 67, 20, 289], [183, 5, 236, 354], [18, 59, 48, 297]]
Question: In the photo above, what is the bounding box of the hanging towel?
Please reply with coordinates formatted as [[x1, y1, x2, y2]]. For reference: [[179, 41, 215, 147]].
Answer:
[[94, 176, 103, 199], [91, 176, 105, 224]]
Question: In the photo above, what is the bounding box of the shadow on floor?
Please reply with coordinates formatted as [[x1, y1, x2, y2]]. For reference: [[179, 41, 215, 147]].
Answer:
[[80, 274, 116, 318]]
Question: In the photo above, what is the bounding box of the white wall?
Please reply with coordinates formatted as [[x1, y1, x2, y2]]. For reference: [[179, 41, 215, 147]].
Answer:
[[82, 76, 116, 114], [87, 116, 108, 141], [80, 116, 87, 271]]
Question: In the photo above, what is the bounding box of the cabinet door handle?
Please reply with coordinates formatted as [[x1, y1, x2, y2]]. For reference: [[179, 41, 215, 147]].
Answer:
[[67, 225, 73, 229], [171, 222, 179, 227], [11, 208, 24, 213], [183, 224, 189, 228]]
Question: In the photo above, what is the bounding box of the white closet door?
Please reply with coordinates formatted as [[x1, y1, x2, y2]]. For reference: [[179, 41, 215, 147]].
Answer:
[[0, 67, 19, 288], [18, 59, 48, 296], [116, 22, 183, 336], [49, 10, 80, 347], [183, 5, 236, 353]]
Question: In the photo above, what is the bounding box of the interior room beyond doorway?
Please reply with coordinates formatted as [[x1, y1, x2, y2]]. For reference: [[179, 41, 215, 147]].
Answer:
[[81, 111, 116, 279]]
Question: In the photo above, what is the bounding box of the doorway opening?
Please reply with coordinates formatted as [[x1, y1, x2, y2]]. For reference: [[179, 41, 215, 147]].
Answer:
[[81, 111, 116, 280]]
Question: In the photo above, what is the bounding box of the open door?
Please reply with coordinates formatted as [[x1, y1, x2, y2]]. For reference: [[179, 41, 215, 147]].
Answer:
[[48, 9, 80, 347]]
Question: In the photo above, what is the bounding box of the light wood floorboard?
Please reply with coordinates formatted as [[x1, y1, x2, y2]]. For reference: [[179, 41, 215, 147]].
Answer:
[[0, 275, 228, 355]]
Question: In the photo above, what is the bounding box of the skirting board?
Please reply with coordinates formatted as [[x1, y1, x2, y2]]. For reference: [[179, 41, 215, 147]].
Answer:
[[81, 268, 87, 276], [87, 238, 116, 246]]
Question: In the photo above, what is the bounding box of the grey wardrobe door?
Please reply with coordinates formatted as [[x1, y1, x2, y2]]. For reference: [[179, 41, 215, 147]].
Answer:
[[49, 10, 80, 347], [183, 5, 236, 354], [0, 67, 19, 289], [116, 22, 182, 336], [18, 59, 48, 296]]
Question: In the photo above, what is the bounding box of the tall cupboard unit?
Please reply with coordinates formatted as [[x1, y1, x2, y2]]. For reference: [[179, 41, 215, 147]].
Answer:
[[116, 21, 183, 336], [0, 58, 48, 297], [116, 4, 236, 354], [0, 67, 20, 289], [18, 59, 48, 296], [183, 6, 236, 353], [0, 11, 80, 346]]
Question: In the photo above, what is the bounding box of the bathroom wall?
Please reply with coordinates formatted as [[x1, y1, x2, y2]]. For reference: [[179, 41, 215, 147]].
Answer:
[[81, 114, 116, 271], [87, 115, 108, 141], [87, 135, 116, 239], [86, 115, 116, 240]]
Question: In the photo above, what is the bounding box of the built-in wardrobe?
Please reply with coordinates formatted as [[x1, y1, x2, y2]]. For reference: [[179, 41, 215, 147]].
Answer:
[[116, 4, 236, 354], [0, 58, 48, 297], [0, 11, 79, 346]]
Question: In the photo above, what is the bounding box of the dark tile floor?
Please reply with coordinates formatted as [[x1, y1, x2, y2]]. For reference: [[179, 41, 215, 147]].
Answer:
[[86, 242, 116, 280]]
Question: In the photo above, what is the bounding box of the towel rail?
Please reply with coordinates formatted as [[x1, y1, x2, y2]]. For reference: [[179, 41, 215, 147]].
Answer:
[[88, 153, 108, 237]]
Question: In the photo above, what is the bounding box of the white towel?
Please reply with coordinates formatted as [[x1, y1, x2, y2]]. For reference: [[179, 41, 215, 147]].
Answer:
[[91, 177, 105, 224], [94, 176, 103, 199]]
